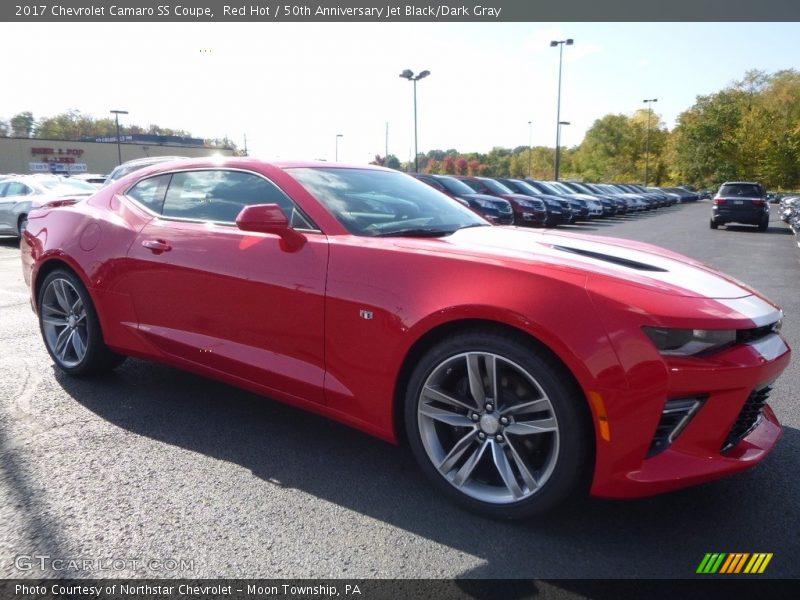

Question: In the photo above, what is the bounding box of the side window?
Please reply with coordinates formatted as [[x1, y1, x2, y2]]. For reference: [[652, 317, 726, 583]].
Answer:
[[0, 183, 7, 197], [5, 182, 32, 197], [127, 174, 171, 214], [161, 170, 315, 228]]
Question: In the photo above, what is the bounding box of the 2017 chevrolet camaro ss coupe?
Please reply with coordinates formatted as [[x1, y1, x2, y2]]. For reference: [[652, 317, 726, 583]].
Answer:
[[21, 158, 791, 518]]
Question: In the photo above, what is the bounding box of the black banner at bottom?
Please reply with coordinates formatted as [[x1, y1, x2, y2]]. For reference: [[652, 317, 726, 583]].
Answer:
[[0, 579, 796, 600]]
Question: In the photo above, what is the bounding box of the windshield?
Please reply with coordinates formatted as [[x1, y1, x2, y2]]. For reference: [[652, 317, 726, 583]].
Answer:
[[545, 181, 575, 195], [506, 180, 540, 196], [479, 178, 513, 194], [437, 176, 479, 196], [289, 167, 488, 237], [528, 181, 561, 195]]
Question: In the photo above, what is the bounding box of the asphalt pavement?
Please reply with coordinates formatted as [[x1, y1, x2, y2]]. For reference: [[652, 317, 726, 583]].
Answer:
[[0, 200, 798, 580]]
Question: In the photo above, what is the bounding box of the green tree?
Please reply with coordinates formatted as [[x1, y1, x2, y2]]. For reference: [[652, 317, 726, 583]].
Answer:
[[10, 111, 35, 137]]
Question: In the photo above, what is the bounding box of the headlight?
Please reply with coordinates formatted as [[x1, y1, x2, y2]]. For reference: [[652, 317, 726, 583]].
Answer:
[[642, 327, 736, 356], [475, 199, 494, 209]]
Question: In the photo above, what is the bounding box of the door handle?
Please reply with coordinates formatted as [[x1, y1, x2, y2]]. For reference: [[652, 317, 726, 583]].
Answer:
[[141, 239, 172, 253]]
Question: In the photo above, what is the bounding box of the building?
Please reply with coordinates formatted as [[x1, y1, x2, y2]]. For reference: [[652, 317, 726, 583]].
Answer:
[[0, 136, 236, 176]]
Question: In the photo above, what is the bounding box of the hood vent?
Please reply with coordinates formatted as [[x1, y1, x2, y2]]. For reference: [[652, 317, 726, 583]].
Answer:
[[552, 245, 668, 272]]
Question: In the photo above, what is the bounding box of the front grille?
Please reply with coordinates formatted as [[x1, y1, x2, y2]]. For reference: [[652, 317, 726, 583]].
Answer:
[[722, 387, 771, 452], [647, 396, 707, 457], [737, 321, 781, 345]]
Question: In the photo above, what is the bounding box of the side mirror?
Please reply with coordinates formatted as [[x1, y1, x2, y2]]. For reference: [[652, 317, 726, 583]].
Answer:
[[235, 204, 306, 251]]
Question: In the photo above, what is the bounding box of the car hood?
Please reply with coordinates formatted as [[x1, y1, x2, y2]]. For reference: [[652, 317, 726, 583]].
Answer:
[[430, 226, 765, 301]]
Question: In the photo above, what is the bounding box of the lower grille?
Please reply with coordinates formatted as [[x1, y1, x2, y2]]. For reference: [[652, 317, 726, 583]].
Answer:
[[722, 387, 771, 452], [647, 396, 706, 457]]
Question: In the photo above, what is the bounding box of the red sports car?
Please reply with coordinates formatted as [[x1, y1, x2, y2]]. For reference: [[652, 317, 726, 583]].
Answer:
[[21, 158, 791, 518]]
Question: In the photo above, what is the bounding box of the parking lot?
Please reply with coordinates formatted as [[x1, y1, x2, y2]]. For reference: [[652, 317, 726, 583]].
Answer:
[[0, 200, 798, 580]]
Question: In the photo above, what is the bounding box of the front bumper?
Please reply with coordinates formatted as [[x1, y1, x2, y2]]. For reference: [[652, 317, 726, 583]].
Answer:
[[590, 334, 790, 498]]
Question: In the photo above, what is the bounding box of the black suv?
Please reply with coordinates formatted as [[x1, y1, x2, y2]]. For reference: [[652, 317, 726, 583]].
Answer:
[[710, 181, 769, 231]]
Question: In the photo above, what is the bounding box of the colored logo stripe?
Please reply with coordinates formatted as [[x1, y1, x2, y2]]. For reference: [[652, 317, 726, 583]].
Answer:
[[697, 553, 772, 574]]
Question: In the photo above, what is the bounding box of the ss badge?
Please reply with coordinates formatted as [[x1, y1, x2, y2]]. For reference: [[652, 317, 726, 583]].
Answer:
[[359, 309, 374, 320]]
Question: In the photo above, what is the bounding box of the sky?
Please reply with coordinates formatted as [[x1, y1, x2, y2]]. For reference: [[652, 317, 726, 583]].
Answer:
[[2, 21, 799, 164]]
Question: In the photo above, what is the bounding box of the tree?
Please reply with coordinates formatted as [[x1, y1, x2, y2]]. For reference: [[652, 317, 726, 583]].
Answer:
[[10, 112, 35, 137]]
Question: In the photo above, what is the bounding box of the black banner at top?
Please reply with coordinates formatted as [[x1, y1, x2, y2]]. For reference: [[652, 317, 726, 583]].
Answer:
[[2, 0, 800, 22]]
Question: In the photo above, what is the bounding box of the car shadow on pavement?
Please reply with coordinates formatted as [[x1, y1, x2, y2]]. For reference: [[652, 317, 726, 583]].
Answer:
[[55, 360, 800, 578], [720, 224, 793, 235]]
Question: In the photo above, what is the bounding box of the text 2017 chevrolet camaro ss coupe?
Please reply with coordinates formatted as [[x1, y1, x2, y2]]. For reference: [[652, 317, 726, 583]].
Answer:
[[21, 158, 791, 518]]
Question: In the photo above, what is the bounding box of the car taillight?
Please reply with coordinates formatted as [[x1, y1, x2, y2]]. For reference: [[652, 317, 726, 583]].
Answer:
[[752, 199, 767, 207], [713, 198, 725, 205]]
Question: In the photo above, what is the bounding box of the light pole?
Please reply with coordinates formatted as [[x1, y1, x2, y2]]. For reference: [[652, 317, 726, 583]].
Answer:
[[335, 133, 343, 162], [558, 121, 570, 178], [643, 98, 658, 187], [528, 120, 533, 177], [550, 38, 573, 181], [110, 109, 128, 166], [399, 69, 431, 172]]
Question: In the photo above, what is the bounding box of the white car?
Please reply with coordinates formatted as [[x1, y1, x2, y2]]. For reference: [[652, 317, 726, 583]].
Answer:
[[0, 175, 96, 237]]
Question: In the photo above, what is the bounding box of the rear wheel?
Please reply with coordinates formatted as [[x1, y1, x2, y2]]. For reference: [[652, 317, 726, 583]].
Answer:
[[709, 218, 719, 229], [17, 214, 28, 236], [757, 216, 769, 232], [404, 330, 592, 519], [38, 269, 126, 376]]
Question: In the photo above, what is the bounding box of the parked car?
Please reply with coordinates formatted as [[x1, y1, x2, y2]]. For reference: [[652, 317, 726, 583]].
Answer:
[[493, 178, 570, 226], [102, 156, 188, 187], [72, 173, 107, 187], [412, 174, 513, 225], [559, 181, 618, 216], [663, 187, 700, 203], [710, 181, 769, 231], [453, 176, 548, 227], [523, 180, 593, 220], [21, 158, 791, 518], [0, 175, 96, 237]]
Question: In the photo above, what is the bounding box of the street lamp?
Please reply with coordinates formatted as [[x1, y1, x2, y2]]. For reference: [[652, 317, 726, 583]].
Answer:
[[557, 121, 570, 178], [399, 69, 431, 172], [528, 120, 533, 177], [550, 38, 573, 181], [109, 109, 128, 166], [643, 98, 658, 187], [335, 133, 343, 162]]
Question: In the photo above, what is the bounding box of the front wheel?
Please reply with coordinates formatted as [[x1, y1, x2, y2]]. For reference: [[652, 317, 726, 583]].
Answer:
[[38, 269, 126, 376], [404, 330, 592, 519]]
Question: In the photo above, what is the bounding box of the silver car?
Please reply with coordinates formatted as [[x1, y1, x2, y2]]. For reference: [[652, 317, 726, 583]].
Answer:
[[0, 175, 96, 237]]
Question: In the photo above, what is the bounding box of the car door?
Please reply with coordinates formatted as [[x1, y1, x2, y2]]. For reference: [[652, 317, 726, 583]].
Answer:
[[121, 168, 329, 404]]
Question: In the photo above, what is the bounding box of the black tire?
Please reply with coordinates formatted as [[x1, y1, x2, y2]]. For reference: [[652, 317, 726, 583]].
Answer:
[[17, 214, 28, 237], [758, 217, 769, 232], [709, 218, 719, 229], [404, 328, 593, 519], [37, 269, 126, 376]]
